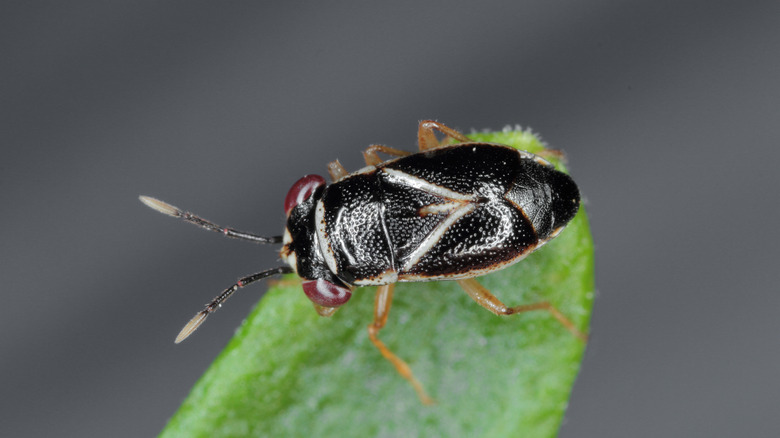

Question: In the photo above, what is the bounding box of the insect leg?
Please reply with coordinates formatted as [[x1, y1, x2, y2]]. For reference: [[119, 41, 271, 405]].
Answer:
[[368, 284, 434, 404], [139, 196, 282, 244], [327, 159, 349, 182], [417, 120, 472, 151], [457, 278, 588, 342], [175, 266, 294, 343], [362, 144, 412, 166], [313, 304, 339, 317]]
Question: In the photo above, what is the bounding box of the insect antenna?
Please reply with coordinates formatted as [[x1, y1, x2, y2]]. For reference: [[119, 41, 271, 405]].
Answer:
[[139, 195, 282, 244], [175, 266, 294, 343]]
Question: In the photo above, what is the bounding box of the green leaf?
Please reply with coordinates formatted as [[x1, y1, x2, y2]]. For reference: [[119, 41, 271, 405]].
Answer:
[[160, 128, 595, 438]]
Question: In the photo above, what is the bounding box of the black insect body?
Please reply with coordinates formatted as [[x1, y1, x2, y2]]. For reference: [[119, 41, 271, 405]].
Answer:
[[290, 144, 579, 296], [140, 120, 584, 404]]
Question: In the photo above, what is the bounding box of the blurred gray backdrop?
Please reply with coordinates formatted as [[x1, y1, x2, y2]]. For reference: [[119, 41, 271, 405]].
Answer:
[[2, 1, 779, 436]]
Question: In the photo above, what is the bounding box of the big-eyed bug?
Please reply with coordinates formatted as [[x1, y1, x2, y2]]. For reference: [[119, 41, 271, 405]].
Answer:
[[140, 120, 585, 403]]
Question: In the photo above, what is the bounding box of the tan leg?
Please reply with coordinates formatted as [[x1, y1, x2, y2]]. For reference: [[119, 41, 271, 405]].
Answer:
[[417, 120, 473, 151], [362, 144, 412, 166], [313, 304, 339, 317], [327, 159, 348, 182], [457, 278, 587, 342], [267, 277, 301, 289], [368, 284, 434, 404]]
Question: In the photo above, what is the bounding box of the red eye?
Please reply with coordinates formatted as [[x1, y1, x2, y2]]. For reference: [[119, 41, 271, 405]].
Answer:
[[284, 174, 325, 215], [302, 279, 352, 307]]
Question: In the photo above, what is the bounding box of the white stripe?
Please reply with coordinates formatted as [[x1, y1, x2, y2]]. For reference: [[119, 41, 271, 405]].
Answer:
[[382, 168, 476, 202], [402, 203, 475, 272], [419, 202, 459, 216], [352, 269, 399, 286], [315, 200, 339, 275], [398, 247, 534, 282]]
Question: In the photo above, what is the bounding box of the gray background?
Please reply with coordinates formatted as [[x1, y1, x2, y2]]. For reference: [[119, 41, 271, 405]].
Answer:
[[2, 1, 779, 436]]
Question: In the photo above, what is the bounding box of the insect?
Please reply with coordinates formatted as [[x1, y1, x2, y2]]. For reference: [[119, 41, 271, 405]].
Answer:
[[140, 120, 585, 404]]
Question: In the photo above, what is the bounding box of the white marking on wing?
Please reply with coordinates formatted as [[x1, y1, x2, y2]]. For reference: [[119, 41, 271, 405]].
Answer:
[[352, 270, 399, 286], [401, 203, 475, 272], [397, 247, 534, 282], [419, 202, 460, 216], [382, 168, 476, 202]]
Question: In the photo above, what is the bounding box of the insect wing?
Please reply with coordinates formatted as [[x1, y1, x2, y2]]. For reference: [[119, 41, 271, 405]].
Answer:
[[379, 144, 540, 281]]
